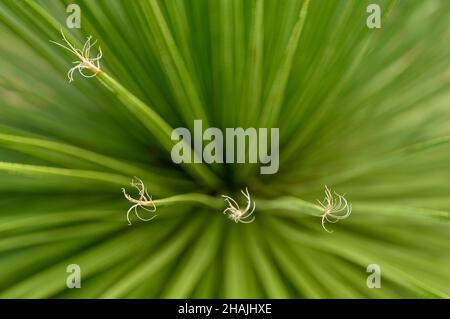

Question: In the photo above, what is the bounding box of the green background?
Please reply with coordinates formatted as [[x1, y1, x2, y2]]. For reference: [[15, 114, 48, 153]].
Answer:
[[0, 0, 449, 298]]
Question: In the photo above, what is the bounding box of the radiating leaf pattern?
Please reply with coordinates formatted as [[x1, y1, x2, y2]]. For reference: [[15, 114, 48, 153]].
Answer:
[[0, 0, 449, 298]]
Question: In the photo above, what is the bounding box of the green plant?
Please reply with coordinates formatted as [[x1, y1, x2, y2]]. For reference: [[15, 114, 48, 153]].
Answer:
[[0, 0, 449, 298]]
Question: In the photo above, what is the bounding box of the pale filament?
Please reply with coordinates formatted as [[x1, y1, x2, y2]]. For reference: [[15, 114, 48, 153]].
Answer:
[[50, 29, 102, 82], [317, 185, 352, 233], [222, 187, 256, 224], [122, 177, 157, 226]]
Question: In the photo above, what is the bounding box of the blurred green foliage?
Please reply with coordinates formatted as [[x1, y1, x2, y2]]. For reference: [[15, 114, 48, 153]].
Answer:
[[0, 0, 449, 298]]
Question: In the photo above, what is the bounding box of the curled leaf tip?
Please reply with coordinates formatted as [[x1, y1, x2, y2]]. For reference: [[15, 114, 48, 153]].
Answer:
[[221, 187, 256, 224], [317, 185, 352, 233], [50, 28, 102, 82], [123, 176, 157, 225]]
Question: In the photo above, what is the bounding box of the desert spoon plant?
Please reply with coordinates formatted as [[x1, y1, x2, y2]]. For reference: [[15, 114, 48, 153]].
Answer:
[[0, 0, 449, 298]]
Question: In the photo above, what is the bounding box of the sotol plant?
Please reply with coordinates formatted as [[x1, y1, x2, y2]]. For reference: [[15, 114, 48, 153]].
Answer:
[[0, 0, 449, 298]]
